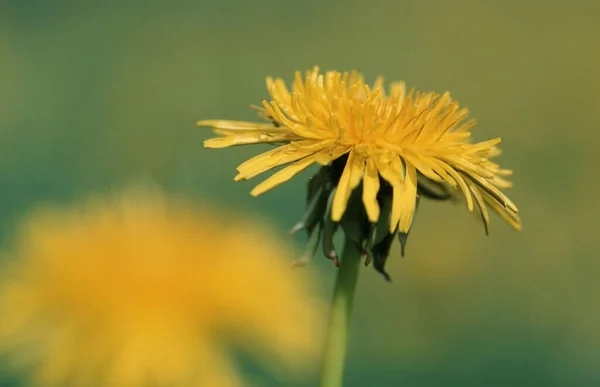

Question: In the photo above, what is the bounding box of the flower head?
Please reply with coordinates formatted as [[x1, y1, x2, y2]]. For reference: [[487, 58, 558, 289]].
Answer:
[[0, 188, 323, 386], [198, 67, 521, 278]]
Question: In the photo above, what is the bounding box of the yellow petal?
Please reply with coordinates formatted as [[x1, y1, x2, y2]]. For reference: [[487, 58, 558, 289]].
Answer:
[[444, 155, 495, 179], [468, 183, 490, 234], [331, 151, 364, 221], [382, 145, 443, 182], [269, 101, 325, 140], [204, 137, 237, 149], [377, 155, 405, 232], [293, 71, 305, 93], [398, 164, 418, 233], [313, 145, 351, 165], [235, 145, 314, 180], [362, 157, 381, 222], [197, 120, 284, 131], [290, 139, 336, 153], [267, 77, 292, 108], [480, 189, 522, 231], [390, 82, 406, 103], [453, 118, 477, 133], [489, 175, 513, 189], [465, 138, 502, 154], [373, 76, 385, 95], [250, 152, 322, 196], [433, 159, 474, 212], [464, 173, 519, 213], [377, 152, 405, 185], [203, 133, 294, 148]]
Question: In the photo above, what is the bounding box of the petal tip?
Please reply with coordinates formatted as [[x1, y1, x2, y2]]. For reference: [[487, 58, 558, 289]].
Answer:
[[330, 211, 343, 222], [196, 120, 215, 127], [202, 139, 217, 148]]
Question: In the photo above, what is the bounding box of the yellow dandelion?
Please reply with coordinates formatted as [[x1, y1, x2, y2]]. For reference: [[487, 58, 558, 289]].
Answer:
[[0, 188, 324, 387], [198, 66, 521, 279]]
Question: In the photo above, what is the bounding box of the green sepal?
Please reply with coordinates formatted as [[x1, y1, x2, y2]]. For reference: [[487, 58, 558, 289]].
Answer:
[[366, 193, 393, 250], [322, 187, 340, 266], [398, 232, 408, 257], [397, 196, 420, 257], [372, 229, 398, 282], [340, 186, 370, 247], [307, 166, 332, 202], [289, 167, 332, 235], [292, 226, 322, 267], [417, 174, 453, 201]]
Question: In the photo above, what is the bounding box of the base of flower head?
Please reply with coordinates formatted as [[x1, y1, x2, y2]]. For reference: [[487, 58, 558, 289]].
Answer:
[[290, 156, 455, 281]]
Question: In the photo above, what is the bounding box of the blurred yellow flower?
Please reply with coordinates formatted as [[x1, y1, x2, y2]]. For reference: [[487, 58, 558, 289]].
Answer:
[[0, 188, 324, 387]]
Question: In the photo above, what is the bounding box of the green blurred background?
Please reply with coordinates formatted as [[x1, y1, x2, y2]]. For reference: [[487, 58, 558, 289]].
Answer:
[[1, 0, 599, 386]]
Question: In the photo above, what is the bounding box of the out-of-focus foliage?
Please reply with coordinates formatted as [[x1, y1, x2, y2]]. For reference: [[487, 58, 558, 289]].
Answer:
[[1, 0, 599, 385]]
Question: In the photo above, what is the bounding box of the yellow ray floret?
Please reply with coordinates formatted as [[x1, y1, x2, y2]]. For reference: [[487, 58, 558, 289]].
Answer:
[[198, 67, 521, 233]]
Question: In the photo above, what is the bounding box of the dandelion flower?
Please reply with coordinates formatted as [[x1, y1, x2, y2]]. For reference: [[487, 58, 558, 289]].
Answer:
[[0, 188, 324, 387], [198, 67, 521, 279]]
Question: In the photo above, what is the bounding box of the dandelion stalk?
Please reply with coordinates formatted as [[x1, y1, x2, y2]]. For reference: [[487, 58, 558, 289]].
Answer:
[[319, 238, 361, 387]]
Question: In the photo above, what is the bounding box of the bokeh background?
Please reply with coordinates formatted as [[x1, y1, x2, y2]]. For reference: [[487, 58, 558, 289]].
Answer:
[[1, 0, 600, 386]]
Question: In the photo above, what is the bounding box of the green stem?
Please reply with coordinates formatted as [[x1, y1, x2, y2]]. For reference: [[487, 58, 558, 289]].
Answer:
[[319, 238, 362, 387]]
